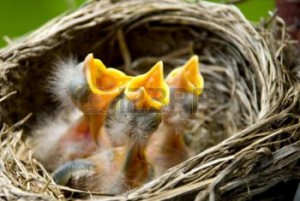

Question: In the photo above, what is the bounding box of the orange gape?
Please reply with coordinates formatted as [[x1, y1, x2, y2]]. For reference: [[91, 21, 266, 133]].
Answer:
[[125, 61, 169, 110], [146, 56, 204, 177]]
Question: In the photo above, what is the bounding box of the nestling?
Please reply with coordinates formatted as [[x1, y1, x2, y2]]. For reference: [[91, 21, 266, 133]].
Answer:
[[146, 55, 204, 177]]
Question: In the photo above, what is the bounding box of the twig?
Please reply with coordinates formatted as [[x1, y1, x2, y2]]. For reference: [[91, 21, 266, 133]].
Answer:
[[0, 91, 17, 103]]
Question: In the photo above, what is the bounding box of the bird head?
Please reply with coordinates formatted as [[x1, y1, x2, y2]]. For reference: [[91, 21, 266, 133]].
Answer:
[[52, 159, 95, 187], [83, 53, 132, 113], [166, 55, 203, 96], [67, 54, 132, 113], [67, 54, 132, 144], [105, 61, 169, 145], [163, 55, 204, 126], [124, 61, 169, 111]]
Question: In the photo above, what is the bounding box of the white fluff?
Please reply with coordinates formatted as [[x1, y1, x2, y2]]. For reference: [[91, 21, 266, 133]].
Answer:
[[28, 109, 82, 166], [47, 56, 79, 110], [105, 111, 159, 146]]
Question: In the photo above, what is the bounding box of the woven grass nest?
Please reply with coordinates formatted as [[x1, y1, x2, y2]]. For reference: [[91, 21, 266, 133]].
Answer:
[[1, 0, 300, 200]]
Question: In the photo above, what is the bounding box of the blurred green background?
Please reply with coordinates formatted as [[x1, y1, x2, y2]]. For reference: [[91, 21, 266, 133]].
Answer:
[[0, 0, 274, 48]]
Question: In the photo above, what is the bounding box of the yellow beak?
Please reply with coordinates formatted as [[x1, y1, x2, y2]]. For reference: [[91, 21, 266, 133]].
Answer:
[[166, 55, 204, 95], [125, 61, 169, 110], [84, 53, 133, 109]]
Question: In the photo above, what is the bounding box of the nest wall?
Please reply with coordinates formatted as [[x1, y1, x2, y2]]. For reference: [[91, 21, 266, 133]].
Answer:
[[0, 0, 300, 200]]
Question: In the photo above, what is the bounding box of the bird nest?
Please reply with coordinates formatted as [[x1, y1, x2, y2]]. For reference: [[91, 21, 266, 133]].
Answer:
[[1, 0, 300, 200]]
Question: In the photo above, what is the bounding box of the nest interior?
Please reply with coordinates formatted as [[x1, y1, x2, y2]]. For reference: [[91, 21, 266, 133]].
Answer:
[[0, 0, 300, 200]]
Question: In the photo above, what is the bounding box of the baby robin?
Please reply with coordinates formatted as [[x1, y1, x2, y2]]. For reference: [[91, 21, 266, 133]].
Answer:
[[146, 55, 204, 177]]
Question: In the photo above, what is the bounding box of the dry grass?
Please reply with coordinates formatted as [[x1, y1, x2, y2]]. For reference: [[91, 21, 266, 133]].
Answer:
[[0, 0, 300, 200]]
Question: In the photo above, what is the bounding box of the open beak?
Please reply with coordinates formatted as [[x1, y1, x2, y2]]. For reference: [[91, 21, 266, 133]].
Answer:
[[125, 61, 169, 110], [84, 54, 132, 107], [166, 55, 204, 95], [83, 53, 132, 143]]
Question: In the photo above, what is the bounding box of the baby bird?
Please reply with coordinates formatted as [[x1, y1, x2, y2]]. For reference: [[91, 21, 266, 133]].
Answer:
[[105, 61, 169, 187], [52, 61, 169, 194], [67, 53, 132, 145], [31, 54, 131, 171], [146, 55, 204, 177]]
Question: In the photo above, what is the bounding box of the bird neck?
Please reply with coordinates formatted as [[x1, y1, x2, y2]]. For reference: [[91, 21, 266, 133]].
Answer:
[[121, 141, 151, 188], [85, 109, 111, 148], [123, 142, 146, 168], [156, 121, 187, 150]]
